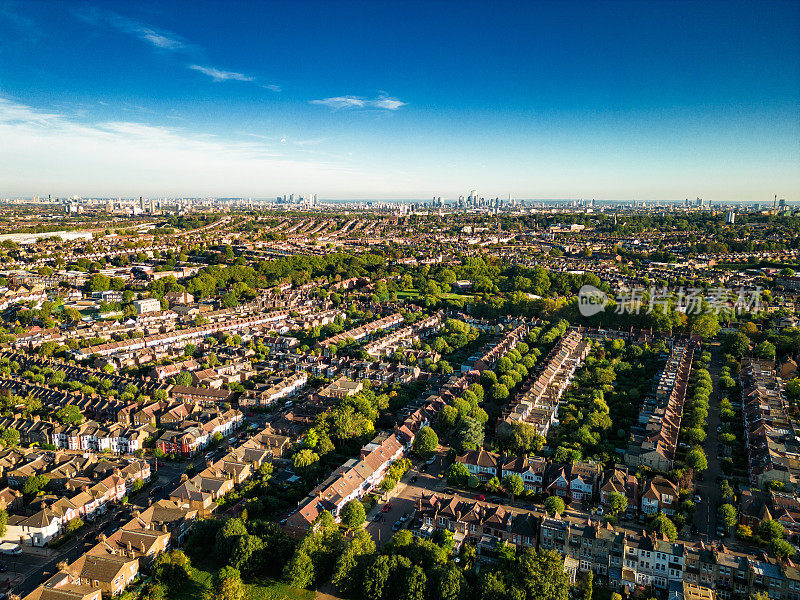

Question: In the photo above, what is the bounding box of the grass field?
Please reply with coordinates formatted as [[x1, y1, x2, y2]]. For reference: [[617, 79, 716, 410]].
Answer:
[[396, 289, 474, 300], [168, 562, 314, 600]]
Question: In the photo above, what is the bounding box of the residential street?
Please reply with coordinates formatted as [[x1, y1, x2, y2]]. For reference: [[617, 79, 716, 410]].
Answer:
[[693, 342, 724, 539]]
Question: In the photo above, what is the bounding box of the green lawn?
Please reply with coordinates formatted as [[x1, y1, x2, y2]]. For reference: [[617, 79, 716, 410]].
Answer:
[[395, 290, 421, 299], [396, 289, 474, 300], [168, 564, 313, 600]]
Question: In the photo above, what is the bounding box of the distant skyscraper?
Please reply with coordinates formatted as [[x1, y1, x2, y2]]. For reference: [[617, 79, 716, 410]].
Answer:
[[725, 211, 735, 224]]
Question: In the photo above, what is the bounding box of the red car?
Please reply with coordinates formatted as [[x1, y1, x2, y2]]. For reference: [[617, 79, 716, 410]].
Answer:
[[476, 495, 486, 501], [382, 502, 392, 513]]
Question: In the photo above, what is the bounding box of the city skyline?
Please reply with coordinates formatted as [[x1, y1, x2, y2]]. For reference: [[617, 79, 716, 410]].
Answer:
[[0, 0, 799, 200]]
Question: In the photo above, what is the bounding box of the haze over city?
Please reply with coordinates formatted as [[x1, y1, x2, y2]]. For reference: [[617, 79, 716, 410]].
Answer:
[[3, 4, 800, 600], [1, 0, 799, 201]]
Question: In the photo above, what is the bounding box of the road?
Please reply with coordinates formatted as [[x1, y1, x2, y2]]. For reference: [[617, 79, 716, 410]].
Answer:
[[7, 447, 229, 597], [10, 503, 135, 598], [693, 342, 725, 539], [363, 454, 447, 546]]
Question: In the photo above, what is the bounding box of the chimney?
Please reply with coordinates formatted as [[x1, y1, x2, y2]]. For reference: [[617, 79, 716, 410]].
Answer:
[[126, 541, 133, 553], [99, 533, 106, 542]]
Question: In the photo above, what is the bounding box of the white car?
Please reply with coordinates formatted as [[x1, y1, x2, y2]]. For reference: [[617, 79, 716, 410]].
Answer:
[[0, 542, 22, 555], [694, 494, 702, 503]]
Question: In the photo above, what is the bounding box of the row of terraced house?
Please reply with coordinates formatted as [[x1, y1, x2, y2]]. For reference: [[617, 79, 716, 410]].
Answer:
[[498, 330, 591, 438], [0, 449, 150, 547], [414, 492, 800, 600], [625, 341, 695, 472], [22, 423, 292, 599]]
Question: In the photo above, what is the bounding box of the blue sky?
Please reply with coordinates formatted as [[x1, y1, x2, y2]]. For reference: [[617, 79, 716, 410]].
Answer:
[[0, 0, 798, 201]]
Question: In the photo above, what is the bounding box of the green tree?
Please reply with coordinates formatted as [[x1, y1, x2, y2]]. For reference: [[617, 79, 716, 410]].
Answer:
[[55, 405, 84, 425], [284, 549, 314, 588], [401, 565, 427, 600], [544, 496, 565, 517], [65, 517, 84, 534], [719, 504, 737, 531], [758, 519, 785, 541], [754, 341, 776, 359], [0, 509, 6, 537], [455, 416, 484, 451], [690, 312, 720, 339], [332, 529, 375, 596], [215, 518, 247, 562], [438, 405, 458, 430], [609, 492, 628, 516], [1, 428, 20, 448], [362, 555, 391, 600], [650, 513, 678, 541], [153, 549, 191, 587], [293, 449, 320, 472], [686, 446, 708, 472], [22, 474, 49, 496], [433, 564, 466, 600], [518, 548, 570, 600], [445, 462, 470, 487], [230, 535, 265, 574], [87, 273, 111, 292], [686, 427, 707, 444], [340, 499, 366, 530], [205, 566, 244, 600], [490, 383, 510, 402], [503, 474, 524, 501], [722, 331, 750, 358], [786, 378, 800, 400], [412, 426, 439, 457], [768, 538, 795, 559]]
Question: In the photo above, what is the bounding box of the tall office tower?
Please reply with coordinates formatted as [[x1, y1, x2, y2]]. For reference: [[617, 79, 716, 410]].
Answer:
[[725, 211, 735, 224]]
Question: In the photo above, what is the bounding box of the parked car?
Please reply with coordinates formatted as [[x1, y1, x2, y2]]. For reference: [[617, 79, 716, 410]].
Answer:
[[372, 513, 384, 522], [392, 520, 403, 532], [400, 512, 410, 523], [426, 455, 437, 465], [694, 494, 702, 503], [0, 542, 22, 555], [409, 475, 418, 483], [475, 495, 486, 502], [382, 502, 392, 513]]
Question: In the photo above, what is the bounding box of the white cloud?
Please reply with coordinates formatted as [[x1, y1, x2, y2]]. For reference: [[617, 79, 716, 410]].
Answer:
[[139, 29, 183, 50], [310, 94, 406, 111], [78, 8, 187, 51], [0, 97, 387, 197], [188, 65, 255, 82], [263, 84, 282, 92]]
